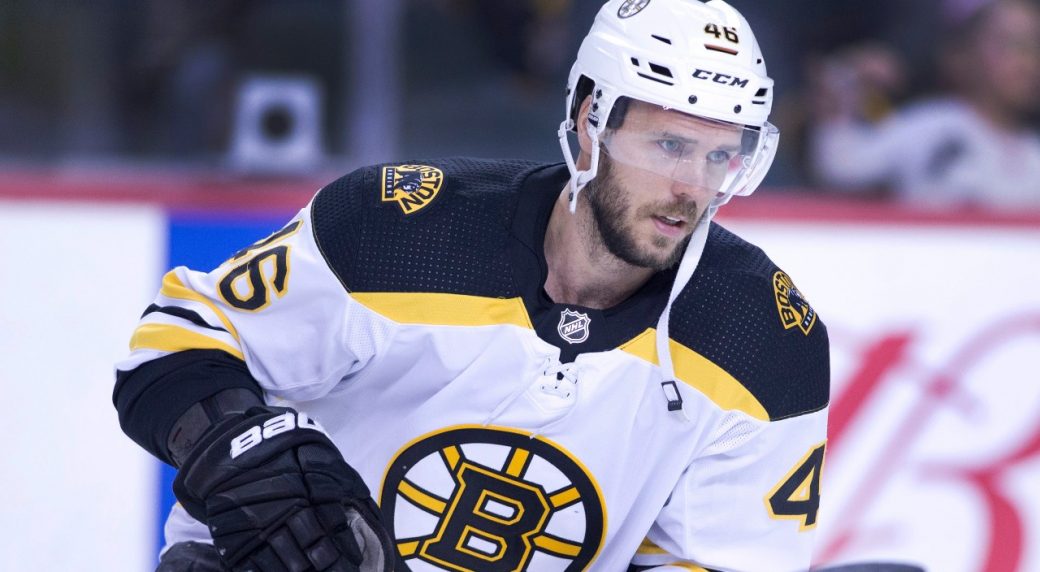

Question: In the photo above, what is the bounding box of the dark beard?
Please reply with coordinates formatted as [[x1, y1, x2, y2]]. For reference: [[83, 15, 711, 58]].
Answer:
[[585, 158, 697, 271]]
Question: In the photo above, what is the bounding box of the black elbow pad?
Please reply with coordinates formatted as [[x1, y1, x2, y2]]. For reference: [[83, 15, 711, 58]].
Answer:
[[113, 349, 265, 466]]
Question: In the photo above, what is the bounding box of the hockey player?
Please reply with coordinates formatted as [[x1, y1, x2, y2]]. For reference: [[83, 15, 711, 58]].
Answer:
[[114, 1, 829, 571]]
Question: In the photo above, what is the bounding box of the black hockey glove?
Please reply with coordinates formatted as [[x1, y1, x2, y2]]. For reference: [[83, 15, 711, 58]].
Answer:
[[172, 406, 394, 572]]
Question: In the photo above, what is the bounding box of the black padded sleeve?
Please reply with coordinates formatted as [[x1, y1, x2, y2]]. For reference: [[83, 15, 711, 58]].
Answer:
[[113, 349, 264, 466]]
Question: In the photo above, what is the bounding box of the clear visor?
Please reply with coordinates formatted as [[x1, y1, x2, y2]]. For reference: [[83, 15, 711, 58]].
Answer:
[[598, 100, 778, 198]]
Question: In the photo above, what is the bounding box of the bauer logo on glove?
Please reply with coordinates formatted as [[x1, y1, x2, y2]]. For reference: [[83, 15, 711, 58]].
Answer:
[[229, 410, 328, 459]]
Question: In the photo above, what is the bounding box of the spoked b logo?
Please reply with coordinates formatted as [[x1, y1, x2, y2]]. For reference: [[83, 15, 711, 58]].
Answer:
[[380, 426, 605, 571]]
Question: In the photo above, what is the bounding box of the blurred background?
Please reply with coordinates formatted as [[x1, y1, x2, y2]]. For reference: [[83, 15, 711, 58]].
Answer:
[[6, 0, 1040, 204], [1, 0, 1039, 571]]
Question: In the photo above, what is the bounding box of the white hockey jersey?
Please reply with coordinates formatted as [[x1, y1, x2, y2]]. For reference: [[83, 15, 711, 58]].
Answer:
[[118, 159, 830, 572]]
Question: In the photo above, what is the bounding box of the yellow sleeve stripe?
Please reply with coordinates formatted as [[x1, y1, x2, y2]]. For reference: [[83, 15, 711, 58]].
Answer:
[[634, 539, 709, 571], [619, 328, 769, 422], [159, 271, 241, 343], [130, 323, 244, 361], [669, 564, 709, 571], [350, 292, 534, 329], [636, 537, 668, 555]]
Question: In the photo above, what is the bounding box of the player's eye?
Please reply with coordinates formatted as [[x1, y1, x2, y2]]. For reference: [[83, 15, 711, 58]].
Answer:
[[706, 149, 732, 165], [656, 139, 685, 156]]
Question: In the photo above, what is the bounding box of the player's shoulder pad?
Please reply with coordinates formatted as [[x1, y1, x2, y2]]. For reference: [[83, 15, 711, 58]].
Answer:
[[310, 157, 542, 296], [669, 223, 830, 421]]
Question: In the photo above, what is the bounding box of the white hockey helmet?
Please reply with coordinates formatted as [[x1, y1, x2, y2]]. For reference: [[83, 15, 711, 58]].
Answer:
[[558, 0, 779, 213]]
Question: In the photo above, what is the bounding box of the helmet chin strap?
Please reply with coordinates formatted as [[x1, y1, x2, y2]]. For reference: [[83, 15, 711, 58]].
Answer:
[[557, 119, 602, 213], [655, 209, 713, 420], [557, 114, 731, 419]]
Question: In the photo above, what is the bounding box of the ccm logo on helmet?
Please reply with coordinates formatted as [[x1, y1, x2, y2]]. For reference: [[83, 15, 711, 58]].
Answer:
[[229, 412, 327, 459], [693, 68, 749, 88]]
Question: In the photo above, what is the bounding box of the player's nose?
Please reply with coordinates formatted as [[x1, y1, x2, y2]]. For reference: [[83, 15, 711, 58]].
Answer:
[[667, 173, 709, 203]]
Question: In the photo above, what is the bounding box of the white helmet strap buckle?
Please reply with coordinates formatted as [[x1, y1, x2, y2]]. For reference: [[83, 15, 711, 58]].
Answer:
[[557, 118, 602, 213]]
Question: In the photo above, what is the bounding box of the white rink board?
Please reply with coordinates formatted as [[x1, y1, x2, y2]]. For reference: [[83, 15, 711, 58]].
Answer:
[[723, 218, 1040, 572], [0, 201, 163, 572]]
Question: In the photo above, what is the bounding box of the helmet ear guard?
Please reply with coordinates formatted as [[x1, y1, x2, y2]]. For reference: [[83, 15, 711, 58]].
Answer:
[[558, 77, 609, 213], [567, 76, 596, 130]]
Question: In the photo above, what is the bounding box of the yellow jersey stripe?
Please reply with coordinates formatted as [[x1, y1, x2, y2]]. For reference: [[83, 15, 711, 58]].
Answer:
[[398, 480, 446, 514], [619, 328, 769, 421], [350, 292, 534, 329], [130, 323, 244, 361], [160, 271, 241, 343], [532, 534, 582, 558]]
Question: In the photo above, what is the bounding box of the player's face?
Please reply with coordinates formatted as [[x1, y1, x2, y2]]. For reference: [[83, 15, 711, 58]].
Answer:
[[585, 101, 744, 270]]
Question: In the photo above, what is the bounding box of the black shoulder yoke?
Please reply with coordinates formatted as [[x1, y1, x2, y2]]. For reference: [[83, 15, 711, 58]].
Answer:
[[669, 223, 830, 421], [311, 157, 543, 297]]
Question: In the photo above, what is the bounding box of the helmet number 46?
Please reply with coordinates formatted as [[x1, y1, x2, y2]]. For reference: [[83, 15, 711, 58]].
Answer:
[[704, 23, 740, 44]]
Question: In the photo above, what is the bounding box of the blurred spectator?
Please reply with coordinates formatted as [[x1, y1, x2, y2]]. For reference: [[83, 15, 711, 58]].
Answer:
[[729, 0, 939, 188], [118, 0, 348, 160], [119, 0, 245, 157], [468, 0, 573, 87], [808, 0, 1040, 210]]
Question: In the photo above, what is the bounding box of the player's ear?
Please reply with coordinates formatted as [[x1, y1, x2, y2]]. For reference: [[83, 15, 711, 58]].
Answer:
[[576, 95, 595, 167]]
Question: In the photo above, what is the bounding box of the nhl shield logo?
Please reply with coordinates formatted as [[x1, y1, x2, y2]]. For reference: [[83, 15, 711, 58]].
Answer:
[[557, 309, 591, 344], [381, 164, 444, 215]]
